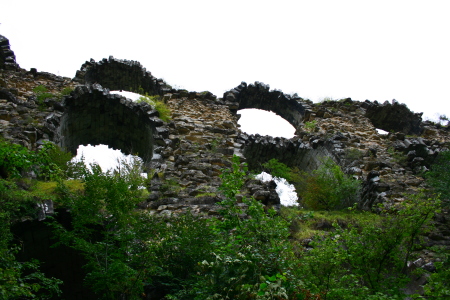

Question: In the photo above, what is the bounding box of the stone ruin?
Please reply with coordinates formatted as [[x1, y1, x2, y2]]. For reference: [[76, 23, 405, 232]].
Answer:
[[1, 34, 450, 214], [2, 34, 450, 298]]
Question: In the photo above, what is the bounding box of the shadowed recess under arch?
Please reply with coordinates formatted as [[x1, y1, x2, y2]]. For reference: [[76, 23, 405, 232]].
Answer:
[[54, 84, 165, 162]]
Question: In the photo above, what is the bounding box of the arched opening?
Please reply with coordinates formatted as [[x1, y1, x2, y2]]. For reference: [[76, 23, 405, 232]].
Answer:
[[237, 108, 298, 206], [237, 108, 296, 138], [71, 144, 144, 173], [69, 91, 150, 173], [55, 85, 160, 165], [224, 81, 307, 131]]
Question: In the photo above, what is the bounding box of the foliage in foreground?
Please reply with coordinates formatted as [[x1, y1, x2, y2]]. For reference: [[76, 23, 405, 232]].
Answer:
[[51, 156, 305, 299], [0, 138, 70, 180], [298, 193, 441, 299], [0, 179, 62, 299], [1, 135, 449, 299]]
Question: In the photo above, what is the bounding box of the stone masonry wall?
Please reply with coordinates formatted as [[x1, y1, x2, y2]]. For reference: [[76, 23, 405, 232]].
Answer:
[[54, 84, 165, 162], [0, 35, 19, 70], [1, 33, 450, 214], [223, 81, 309, 131], [2, 34, 450, 300], [74, 56, 171, 96]]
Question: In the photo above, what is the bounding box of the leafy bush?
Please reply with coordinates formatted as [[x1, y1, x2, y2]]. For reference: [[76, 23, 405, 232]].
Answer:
[[298, 158, 361, 210], [344, 148, 364, 161], [0, 139, 67, 179], [0, 179, 62, 299], [387, 147, 408, 166], [137, 94, 171, 122], [425, 150, 450, 207], [175, 155, 303, 299], [0, 247, 63, 299], [52, 159, 147, 299], [304, 120, 318, 132], [261, 158, 292, 181], [0, 139, 35, 178], [138, 212, 216, 297], [32, 85, 55, 106], [424, 250, 450, 297], [299, 193, 440, 299], [59, 86, 73, 97]]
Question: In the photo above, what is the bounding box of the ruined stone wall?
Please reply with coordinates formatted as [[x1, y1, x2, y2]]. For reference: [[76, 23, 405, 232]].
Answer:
[[74, 56, 171, 96], [236, 133, 337, 172], [363, 99, 423, 135], [0, 35, 19, 70], [3, 34, 450, 300], [2, 33, 450, 213], [224, 81, 309, 131], [54, 84, 165, 161]]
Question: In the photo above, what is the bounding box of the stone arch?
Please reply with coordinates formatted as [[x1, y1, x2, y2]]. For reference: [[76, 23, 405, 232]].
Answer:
[[224, 82, 339, 174], [73, 56, 171, 96], [223, 82, 309, 131], [237, 133, 339, 174], [362, 99, 423, 135], [53, 84, 166, 162]]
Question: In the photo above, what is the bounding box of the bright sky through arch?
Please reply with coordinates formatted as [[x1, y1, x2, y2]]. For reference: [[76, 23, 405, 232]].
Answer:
[[238, 109, 296, 138]]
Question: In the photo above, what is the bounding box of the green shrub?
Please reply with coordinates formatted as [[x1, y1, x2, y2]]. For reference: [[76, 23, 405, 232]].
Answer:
[[304, 120, 318, 132], [423, 249, 450, 297], [299, 158, 361, 210], [175, 155, 301, 299], [0, 178, 63, 299], [425, 150, 450, 207], [344, 148, 364, 161], [300, 193, 440, 299], [0, 139, 35, 178], [387, 147, 408, 166], [0, 247, 63, 299], [33, 85, 55, 105], [0, 139, 65, 179], [137, 94, 171, 122], [261, 158, 292, 181], [52, 159, 147, 299], [59, 86, 73, 97]]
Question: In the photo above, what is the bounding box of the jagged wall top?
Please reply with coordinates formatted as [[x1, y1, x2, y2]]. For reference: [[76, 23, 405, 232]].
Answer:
[[73, 56, 171, 96], [0, 35, 19, 70]]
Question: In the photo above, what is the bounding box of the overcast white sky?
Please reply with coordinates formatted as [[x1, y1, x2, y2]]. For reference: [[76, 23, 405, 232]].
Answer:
[[1, 0, 449, 122]]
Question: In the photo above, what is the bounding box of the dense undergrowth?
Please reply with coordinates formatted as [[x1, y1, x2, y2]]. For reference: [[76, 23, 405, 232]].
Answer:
[[0, 139, 449, 299]]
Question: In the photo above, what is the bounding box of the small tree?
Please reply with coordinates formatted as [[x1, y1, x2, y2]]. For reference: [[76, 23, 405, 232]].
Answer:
[[52, 159, 147, 299], [299, 158, 360, 210]]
